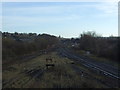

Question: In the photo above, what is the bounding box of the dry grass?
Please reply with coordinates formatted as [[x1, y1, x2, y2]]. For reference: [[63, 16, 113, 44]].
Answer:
[[3, 52, 108, 88], [74, 50, 119, 68]]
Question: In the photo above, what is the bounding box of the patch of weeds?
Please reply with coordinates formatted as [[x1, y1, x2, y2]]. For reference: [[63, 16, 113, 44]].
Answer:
[[5, 66, 17, 72]]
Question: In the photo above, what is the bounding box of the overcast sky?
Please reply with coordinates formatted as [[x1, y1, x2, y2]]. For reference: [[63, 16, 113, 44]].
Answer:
[[1, 2, 118, 38]]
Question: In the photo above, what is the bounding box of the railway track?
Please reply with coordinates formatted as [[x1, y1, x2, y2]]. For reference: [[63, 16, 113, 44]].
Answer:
[[3, 66, 46, 88], [57, 48, 120, 85], [3, 47, 120, 88], [71, 64, 118, 88], [3, 48, 57, 88]]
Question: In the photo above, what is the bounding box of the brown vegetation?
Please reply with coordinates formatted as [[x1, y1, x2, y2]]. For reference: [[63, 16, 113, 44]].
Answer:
[[2, 32, 59, 64], [79, 31, 119, 62]]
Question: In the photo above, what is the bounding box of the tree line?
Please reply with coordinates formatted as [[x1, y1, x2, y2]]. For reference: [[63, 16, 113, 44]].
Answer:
[[2, 32, 59, 63], [78, 31, 119, 62]]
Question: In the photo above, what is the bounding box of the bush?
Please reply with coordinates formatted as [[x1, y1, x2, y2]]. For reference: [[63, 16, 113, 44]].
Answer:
[[79, 31, 118, 62], [2, 32, 59, 63]]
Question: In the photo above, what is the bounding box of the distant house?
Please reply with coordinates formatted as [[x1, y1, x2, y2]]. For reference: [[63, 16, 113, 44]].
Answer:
[[96, 37, 118, 40]]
